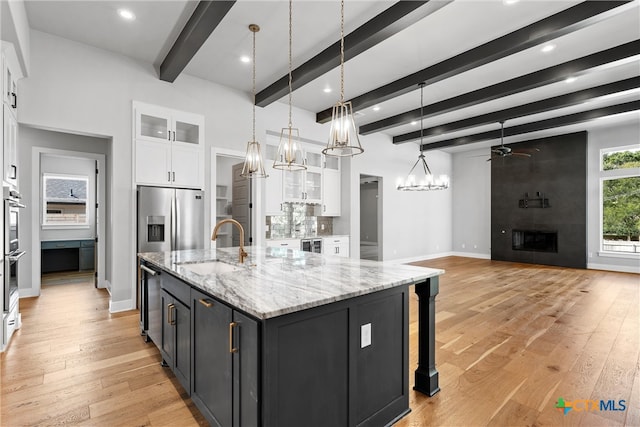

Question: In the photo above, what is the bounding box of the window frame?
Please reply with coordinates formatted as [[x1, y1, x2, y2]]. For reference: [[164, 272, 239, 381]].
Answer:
[[41, 173, 91, 229], [598, 145, 640, 258]]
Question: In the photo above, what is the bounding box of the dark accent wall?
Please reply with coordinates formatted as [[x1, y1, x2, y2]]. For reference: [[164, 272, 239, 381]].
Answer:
[[491, 132, 587, 268]]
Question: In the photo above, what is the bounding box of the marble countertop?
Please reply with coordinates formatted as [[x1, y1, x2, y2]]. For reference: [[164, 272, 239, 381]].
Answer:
[[138, 247, 444, 320]]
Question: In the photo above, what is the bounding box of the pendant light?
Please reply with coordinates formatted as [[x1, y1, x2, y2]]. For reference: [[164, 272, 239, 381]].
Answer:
[[322, 0, 364, 158], [241, 24, 268, 179], [273, 0, 306, 171], [397, 83, 449, 191]]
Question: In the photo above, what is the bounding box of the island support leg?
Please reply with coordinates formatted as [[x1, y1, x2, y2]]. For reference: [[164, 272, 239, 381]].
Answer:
[[414, 277, 440, 396]]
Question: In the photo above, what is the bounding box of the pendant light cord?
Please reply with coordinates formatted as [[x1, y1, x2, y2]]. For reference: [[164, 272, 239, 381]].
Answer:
[[288, 0, 293, 127], [419, 83, 424, 155], [252, 28, 257, 142], [340, 0, 345, 103]]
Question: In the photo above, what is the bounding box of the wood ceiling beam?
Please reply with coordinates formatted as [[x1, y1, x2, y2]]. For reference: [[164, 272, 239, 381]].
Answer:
[[419, 100, 640, 151], [317, 0, 633, 124], [393, 76, 640, 144], [160, 1, 236, 82], [254, 1, 451, 107], [363, 40, 640, 136]]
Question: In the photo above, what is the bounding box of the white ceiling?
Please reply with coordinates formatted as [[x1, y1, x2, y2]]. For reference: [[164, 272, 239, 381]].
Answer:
[[22, 0, 640, 153]]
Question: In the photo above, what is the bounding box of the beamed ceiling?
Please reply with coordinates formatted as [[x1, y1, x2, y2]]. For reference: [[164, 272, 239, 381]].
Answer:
[[23, 0, 640, 153]]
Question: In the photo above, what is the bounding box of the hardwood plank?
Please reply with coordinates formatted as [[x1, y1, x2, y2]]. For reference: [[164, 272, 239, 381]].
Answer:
[[2, 260, 638, 426]]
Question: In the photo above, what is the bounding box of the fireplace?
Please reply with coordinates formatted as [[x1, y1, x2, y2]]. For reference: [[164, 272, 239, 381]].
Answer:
[[512, 230, 557, 253]]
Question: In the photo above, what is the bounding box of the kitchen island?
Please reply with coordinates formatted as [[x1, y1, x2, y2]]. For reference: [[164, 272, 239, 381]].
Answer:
[[138, 246, 443, 427]]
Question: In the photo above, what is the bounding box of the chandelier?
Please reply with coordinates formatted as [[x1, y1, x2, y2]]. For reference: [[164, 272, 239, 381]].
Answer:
[[241, 24, 268, 179], [322, 0, 364, 158], [397, 83, 449, 191], [273, 0, 306, 171]]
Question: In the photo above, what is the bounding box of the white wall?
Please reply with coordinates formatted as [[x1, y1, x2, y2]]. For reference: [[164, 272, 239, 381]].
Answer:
[[20, 30, 454, 309], [450, 120, 640, 272], [451, 147, 491, 258], [340, 137, 453, 262]]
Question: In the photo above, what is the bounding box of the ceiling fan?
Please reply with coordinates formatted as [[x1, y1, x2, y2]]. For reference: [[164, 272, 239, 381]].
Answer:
[[488, 120, 539, 161]]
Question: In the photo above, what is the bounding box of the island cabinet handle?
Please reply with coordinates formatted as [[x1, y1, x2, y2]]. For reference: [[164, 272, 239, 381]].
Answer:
[[229, 322, 238, 353], [199, 298, 213, 308], [168, 303, 176, 325]]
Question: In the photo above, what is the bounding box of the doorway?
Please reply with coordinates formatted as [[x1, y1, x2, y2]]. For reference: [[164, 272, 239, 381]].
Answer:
[[360, 174, 382, 261], [214, 151, 252, 248], [29, 144, 107, 297]]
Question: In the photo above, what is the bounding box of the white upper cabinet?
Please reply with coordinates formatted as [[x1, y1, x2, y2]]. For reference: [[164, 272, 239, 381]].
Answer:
[[2, 49, 18, 116], [133, 101, 204, 189], [3, 104, 17, 188], [282, 145, 322, 204], [321, 156, 341, 216], [263, 141, 342, 215], [264, 143, 284, 216]]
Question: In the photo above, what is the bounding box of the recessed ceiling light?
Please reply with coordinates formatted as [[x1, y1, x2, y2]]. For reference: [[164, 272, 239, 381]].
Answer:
[[503, 0, 519, 5], [541, 44, 556, 53], [565, 76, 577, 83], [240, 56, 251, 63], [411, 121, 417, 126], [372, 106, 380, 112], [323, 88, 332, 93], [118, 9, 136, 21]]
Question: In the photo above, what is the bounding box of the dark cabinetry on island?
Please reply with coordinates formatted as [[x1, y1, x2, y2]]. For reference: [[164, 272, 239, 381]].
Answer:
[[139, 258, 411, 427]]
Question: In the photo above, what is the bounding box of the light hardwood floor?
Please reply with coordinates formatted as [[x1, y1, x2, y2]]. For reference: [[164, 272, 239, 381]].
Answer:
[[1, 258, 638, 426]]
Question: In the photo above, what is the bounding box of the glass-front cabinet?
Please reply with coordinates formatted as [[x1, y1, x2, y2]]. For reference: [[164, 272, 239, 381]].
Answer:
[[133, 101, 204, 189]]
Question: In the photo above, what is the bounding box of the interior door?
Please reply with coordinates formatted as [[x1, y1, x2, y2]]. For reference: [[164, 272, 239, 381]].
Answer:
[[232, 163, 250, 246]]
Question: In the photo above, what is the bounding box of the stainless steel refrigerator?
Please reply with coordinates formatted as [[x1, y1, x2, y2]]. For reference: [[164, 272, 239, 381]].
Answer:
[[137, 186, 204, 253]]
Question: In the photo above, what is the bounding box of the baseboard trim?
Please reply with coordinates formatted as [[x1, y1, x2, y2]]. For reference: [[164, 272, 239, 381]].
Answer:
[[587, 263, 640, 274], [387, 252, 455, 265], [18, 288, 39, 298], [109, 298, 135, 313], [450, 251, 492, 259]]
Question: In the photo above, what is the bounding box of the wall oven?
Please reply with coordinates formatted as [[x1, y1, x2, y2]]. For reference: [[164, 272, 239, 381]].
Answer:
[[4, 187, 25, 313]]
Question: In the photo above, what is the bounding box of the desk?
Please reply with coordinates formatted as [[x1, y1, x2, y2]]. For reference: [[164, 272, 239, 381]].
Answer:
[[41, 240, 95, 273]]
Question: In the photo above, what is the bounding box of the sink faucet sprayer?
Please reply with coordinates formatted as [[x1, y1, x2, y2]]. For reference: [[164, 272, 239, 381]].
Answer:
[[212, 219, 248, 264]]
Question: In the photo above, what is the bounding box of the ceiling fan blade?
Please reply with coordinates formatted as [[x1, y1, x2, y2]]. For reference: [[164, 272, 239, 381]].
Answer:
[[512, 152, 532, 157]]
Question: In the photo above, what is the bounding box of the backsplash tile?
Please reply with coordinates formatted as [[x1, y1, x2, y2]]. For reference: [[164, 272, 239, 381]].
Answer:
[[267, 203, 332, 239]]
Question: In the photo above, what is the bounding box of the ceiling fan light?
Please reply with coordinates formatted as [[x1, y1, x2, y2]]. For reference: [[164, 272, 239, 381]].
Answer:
[[323, 100, 364, 157]]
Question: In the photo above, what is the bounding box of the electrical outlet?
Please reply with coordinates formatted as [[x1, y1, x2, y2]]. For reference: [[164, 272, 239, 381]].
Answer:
[[321, 224, 325, 230], [361, 323, 372, 348], [461, 243, 466, 249]]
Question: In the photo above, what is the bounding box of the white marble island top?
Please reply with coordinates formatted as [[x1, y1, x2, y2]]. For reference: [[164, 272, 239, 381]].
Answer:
[[138, 246, 444, 320]]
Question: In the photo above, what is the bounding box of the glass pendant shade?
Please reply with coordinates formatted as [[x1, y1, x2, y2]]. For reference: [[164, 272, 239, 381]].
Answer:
[[324, 0, 364, 158], [274, 127, 306, 171], [323, 100, 364, 157], [273, 0, 306, 171], [241, 140, 268, 178], [241, 23, 268, 179]]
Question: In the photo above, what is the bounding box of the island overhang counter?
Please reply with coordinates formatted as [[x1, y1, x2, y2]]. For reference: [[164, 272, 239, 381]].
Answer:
[[138, 247, 444, 427]]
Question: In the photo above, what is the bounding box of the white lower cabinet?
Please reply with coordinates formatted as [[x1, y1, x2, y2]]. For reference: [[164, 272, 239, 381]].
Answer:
[[323, 236, 349, 258], [266, 239, 300, 249]]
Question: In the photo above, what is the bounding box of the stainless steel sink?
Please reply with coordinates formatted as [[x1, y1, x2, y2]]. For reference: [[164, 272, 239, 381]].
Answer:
[[179, 261, 241, 276]]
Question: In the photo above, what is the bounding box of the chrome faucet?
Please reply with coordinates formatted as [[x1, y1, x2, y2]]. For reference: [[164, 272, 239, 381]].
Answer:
[[212, 218, 248, 264]]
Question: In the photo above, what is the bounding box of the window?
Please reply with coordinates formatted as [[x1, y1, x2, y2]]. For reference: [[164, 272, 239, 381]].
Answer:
[[42, 174, 89, 227], [600, 147, 640, 255]]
